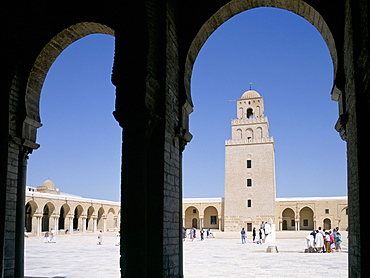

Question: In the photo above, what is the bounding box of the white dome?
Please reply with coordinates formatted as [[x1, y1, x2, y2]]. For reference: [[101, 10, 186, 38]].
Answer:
[[241, 90, 260, 99]]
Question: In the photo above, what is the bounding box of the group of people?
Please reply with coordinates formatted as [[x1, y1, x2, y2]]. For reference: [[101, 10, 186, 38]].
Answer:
[[182, 227, 214, 241], [306, 227, 342, 253], [242, 222, 272, 244], [44, 229, 56, 243]]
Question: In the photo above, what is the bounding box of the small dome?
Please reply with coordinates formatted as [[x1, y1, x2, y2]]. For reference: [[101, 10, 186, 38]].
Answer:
[[241, 90, 261, 99], [42, 180, 55, 189]]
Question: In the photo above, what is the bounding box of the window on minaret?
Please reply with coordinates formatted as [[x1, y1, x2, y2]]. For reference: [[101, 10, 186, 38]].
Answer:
[[247, 108, 253, 118], [247, 178, 252, 187], [247, 199, 252, 207], [247, 160, 252, 168]]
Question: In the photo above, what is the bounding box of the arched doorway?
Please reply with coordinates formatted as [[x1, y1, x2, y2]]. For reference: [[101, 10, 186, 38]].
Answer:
[[97, 207, 104, 231], [204, 206, 219, 229], [41, 203, 54, 232], [59, 204, 70, 231], [73, 205, 83, 231], [25, 202, 35, 233], [192, 218, 198, 229], [184, 206, 199, 229], [300, 207, 314, 230], [282, 208, 295, 230], [323, 218, 332, 230], [86, 206, 94, 231]]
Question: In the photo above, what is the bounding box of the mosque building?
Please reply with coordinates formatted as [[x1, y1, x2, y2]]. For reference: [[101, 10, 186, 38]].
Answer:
[[25, 90, 348, 236], [182, 89, 348, 233]]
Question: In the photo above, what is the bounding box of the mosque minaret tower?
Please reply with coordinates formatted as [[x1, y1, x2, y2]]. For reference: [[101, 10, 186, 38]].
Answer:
[[224, 88, 276, 232]]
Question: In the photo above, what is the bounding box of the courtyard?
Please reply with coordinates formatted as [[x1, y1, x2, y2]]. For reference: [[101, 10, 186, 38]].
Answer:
[[25, 231, 348, 277]]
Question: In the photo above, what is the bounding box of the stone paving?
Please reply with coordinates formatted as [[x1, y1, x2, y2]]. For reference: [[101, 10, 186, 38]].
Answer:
[[25, 231, 348, 277]]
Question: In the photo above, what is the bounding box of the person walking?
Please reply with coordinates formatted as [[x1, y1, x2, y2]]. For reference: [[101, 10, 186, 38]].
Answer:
[[49, 229, 56, 243], [182, 228, 187, 241], [190, 227, 196, 241], [97, 230, 103, 245], [241, 228, 246, 244], [200, 228, 205, 241], [44, 231, 49, 243], [252, 227, 256, 242]]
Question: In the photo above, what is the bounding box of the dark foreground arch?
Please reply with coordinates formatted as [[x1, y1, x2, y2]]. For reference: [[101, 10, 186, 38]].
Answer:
[[1, 1, 369, 277]]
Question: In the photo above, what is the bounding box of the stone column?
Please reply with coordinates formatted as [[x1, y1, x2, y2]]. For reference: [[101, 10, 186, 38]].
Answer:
[[36, 215, 42, 236], [69, 217, 74, 234], [93, 217, 97, 233], [103, 217, 107, 232], [296, 219, 300, 231], [81, 216, 87, 233]]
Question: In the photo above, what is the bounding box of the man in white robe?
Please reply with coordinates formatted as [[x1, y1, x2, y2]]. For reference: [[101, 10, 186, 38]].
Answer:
[[314, 230, 324, 252]]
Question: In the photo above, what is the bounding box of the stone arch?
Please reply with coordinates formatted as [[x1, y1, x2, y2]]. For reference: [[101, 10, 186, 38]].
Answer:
[[256, 127, 263, 139], [73, 205, 84, 231], [203, 206, 219, 229], [25, 201, 38, 233], [246, 128, 253, 141], [340, 207, 348, 231], [282, 208, 295, 230], [236, 128, 242, 139], [184, 206, 200, 229], [299, 206, 314, 230], [97, 207, 105, 231], [58, 203, 71, 231], [323, 218, 332, 230], [41, 202, 55, 232], [23, 22, 114, 147], [184, 1, 338, 107], [86, 206, 95, 231], [106, 208, 116, 231]]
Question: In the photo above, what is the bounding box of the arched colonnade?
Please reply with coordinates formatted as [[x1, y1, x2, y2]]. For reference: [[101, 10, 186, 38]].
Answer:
[[25, 187, 120, 236]]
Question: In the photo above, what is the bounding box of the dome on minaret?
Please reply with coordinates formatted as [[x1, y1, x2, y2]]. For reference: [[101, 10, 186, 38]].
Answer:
[[241, 90, 261, 99]]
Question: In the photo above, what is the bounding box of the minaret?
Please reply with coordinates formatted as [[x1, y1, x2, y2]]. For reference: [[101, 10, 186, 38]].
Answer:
[[224, 89, 276, 232]]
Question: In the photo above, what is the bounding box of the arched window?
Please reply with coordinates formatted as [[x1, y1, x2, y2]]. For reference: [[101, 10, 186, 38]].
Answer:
[[246, 108, 253, 118]]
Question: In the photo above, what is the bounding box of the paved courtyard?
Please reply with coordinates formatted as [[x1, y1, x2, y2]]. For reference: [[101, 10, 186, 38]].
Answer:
[[25, 231, 348, 277]]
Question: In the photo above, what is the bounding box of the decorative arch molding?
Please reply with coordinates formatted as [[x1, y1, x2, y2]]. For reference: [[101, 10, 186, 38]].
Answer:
[[23, 22, 115, 146], [184, 0, 338, 106]]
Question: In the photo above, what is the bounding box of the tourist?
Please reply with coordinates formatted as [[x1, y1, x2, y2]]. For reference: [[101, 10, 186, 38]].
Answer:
[[44, 231, 49, 243], [252, 227, 256, 242], [241, 228, 246, 244], [257, 228, 264, 244], [206, 228, 210, 238], [329, 230, 335, 250], [182, 228, 187, 241], [97, 230, 103, 245], [310, 229, 316, 239], [333, 227, 339, 250], [49, 228, 56, 243], [115, 231, 120, 246], [190, 227, 196, 241], [336, 232, 342, 251], [324, 232, 331, 253], [200, 228, 205, 241], [314, 230, 324, 253]]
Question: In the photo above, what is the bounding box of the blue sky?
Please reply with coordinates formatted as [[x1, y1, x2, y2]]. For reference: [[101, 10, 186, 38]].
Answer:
[[27, 7, 347, 202]]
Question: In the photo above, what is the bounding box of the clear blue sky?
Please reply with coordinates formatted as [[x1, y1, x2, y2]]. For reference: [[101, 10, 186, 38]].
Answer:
[[27, 7, 347, 202]]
